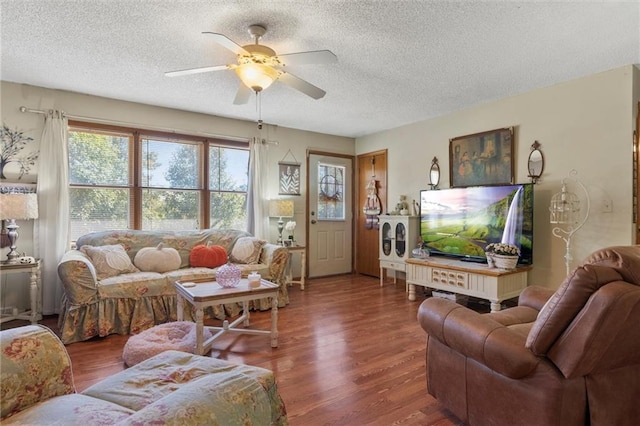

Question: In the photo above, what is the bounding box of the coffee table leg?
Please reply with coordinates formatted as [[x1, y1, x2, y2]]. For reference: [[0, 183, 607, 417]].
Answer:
[[195, 308, 204, 355], [241, 300, 249, 327], [270, 296, 278, 348]]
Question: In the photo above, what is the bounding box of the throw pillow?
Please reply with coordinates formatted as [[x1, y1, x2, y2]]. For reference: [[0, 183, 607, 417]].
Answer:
[[230, 236, 266, 264], [134, 243, 181, 273], [189, 242, 228, 268], [80, 244, 139, 280]]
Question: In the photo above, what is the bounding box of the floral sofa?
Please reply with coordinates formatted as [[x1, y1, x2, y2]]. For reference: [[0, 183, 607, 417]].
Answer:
[[1, 325, 288, 425], [58, 229, 289, 344]]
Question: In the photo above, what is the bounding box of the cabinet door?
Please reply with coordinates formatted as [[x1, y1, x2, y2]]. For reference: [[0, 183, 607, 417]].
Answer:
[[381, 221, 392, 258], [395, 221, 406, 258]]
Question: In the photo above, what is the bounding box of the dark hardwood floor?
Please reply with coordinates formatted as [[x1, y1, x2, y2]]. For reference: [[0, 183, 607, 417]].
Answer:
[[3, 274, 484, 425]]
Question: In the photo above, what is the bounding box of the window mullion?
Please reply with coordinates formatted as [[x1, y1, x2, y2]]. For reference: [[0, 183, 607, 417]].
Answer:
[[132, 131, 142, 229], [202, 141, 210, 229]]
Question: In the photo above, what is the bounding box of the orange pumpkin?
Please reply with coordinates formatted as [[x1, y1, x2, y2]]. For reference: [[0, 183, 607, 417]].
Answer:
[[189, 242, 228, 268]]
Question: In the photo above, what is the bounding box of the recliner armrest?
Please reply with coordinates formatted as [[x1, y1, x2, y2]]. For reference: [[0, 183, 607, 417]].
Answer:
[[418, 298, 540, 379], [518, 285, 555, 311]]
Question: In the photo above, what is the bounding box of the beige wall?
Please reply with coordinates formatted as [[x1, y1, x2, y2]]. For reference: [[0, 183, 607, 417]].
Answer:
[[356, 65, 640, 289], [0, 81, 354, 310]]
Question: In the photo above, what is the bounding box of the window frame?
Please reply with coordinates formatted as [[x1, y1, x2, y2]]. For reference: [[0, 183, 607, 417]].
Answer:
[[68, 121, 249, 236]]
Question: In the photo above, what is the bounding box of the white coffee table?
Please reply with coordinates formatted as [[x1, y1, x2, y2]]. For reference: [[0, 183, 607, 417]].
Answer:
[[175, 278, 280, 355]]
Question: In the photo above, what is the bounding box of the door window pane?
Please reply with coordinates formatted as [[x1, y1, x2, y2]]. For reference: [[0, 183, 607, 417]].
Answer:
[[317, 163, 345, 220]]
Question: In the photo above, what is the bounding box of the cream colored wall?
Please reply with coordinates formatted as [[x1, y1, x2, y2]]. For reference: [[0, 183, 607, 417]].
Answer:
[[0, 81, 354, 311], [356, 65, 639, 290]]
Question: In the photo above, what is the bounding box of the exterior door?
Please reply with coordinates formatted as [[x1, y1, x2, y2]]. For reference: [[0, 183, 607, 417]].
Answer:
[[356, 150, 387, 277], [307, 152, 354, 277]]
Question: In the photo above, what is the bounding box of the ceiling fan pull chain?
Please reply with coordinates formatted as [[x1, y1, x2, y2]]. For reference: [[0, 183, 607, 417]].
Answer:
[[257, 91, 263, 130]]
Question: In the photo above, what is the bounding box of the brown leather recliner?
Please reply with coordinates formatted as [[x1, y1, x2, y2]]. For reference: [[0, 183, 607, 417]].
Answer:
[[417, 245, 640, 426]]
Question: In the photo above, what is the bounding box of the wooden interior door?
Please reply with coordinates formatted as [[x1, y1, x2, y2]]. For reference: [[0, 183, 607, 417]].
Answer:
[[636, 102, 639, 244], [356, 150, 387, 277]]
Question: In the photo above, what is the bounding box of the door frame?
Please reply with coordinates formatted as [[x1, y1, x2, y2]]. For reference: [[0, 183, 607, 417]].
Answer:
[[305, 149, 356, 277], [355, 149, 387, 276]]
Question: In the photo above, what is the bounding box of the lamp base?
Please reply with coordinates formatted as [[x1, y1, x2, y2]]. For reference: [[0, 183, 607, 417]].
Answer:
[[5, 219, 20, 264], [277, 217, 284, 246]]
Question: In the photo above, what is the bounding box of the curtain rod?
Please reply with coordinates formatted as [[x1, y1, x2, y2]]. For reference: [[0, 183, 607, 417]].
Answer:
[[18, 106, 277, 145]]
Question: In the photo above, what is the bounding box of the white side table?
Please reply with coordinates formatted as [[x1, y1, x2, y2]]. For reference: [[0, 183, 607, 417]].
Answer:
[[286, 245, 306, 290], [0, 259, 42, 325]]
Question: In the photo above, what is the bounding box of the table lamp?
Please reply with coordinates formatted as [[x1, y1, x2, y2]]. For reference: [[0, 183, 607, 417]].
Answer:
[[0, 192, 39, 263], [269, 199, 294, 245]]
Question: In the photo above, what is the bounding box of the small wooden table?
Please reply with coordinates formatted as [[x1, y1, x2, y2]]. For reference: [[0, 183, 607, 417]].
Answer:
[[286, 245, 306, 290], [175, 278, 280, 355], [0, 259, 42, 325]]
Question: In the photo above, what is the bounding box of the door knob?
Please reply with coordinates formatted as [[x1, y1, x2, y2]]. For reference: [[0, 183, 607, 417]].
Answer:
[[311, 220, 317, 224]]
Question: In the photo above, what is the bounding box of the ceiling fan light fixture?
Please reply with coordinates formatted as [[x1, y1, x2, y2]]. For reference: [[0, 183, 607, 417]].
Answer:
[[235, 63, 280, 92]]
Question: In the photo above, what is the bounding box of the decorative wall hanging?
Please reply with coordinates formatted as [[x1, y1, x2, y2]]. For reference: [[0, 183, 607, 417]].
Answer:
[[449, 127, 514, 188], [428, 156, 440, 190], [527, 140, 544, 184], [278, 149, 301, 195], [1, 124, 39, 180], [362, 156, 381, 230]]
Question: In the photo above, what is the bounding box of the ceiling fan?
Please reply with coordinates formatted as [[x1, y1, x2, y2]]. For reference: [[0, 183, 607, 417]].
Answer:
[[165, 24, 337, 105]]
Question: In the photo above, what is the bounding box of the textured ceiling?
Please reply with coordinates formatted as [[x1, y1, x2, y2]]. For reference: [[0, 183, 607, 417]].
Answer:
[[1, 1, 639, 138]]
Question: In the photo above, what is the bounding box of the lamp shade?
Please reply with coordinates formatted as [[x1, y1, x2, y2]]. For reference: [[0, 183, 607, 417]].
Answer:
[[235, 63, 280, 92], [0, 193, 39, 220], [269, 199, 294, 218]]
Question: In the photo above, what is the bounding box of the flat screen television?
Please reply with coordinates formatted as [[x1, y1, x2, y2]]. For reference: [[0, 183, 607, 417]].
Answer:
[[419, 183, 534, 265]]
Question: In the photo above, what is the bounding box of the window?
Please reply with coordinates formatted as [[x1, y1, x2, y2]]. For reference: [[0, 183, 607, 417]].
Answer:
[[209, 146, 248, 229], [140, 137, 201, 230], [317, 162, 345, 220], [68, 123, 249, 241]]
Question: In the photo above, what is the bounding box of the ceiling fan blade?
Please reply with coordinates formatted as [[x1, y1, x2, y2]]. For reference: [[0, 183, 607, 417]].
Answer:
[[202, 32, 249, 55], [165, 65, 229, 77], [276, 50, 338, 66], [278, 72, 327, 100], [233, 84, 253, 105]]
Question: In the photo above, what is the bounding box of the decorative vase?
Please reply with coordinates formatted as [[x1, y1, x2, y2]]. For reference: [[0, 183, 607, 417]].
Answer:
[[492, 254, 519, 270], [486, 254, 496, 268], [216, 262, 241, 288]]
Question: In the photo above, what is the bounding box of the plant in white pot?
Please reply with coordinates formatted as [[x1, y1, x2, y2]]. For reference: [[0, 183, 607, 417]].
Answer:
[[485, 243, 520, 269]]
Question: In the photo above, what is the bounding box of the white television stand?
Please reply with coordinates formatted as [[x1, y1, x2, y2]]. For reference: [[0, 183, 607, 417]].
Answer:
[[406, 257, 532, 312]]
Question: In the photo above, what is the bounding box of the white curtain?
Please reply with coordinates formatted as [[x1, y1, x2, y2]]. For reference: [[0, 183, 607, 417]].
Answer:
[[35, 110, 69, 314], [247, 137, 268, 238]]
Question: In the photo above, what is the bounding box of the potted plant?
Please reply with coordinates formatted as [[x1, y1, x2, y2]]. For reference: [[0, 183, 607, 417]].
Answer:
[[485, 243, 520, 269], [284, 221, 296, 246]]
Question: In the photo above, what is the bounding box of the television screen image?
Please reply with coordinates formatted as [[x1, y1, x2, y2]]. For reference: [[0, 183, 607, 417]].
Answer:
[[419, 183, 534, 265]]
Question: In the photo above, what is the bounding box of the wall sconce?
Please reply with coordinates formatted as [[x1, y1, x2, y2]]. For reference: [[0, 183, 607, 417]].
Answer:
[[269, 199, 294, 245], [429, 157, 440, 190], [527, 141, 544, 184], [0, 188, 39, 263]]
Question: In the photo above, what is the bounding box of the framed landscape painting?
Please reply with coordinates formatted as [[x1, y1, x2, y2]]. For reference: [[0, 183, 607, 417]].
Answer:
[[449, 127, 514, 188]]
